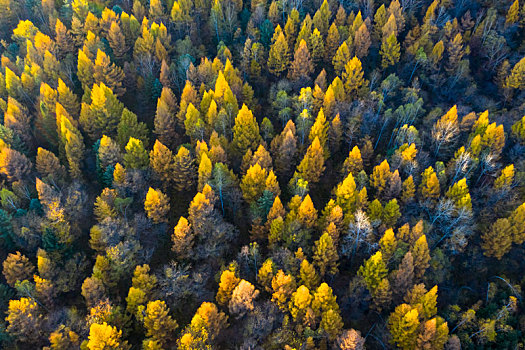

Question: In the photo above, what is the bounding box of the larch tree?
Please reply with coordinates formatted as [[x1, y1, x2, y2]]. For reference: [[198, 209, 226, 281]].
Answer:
[[173, 146, 196, 191], [343, 56, 365, 99], [295, 136, 325, 185], [288, 39, 314, 82], [232, 104, 261, 156], [268, 30, 290, 77], [144, 188, 170, 223], [149, 140, 174, 187]]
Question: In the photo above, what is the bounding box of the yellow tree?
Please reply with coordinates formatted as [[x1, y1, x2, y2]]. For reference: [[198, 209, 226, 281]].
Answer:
[[343, 56, 365, 99], [313, 232, 339, 277], [149, 140, 174, 186], [87, 322, 128, 350], [232, 104, 261, 156], [332, 41, 351, 75], [288, 39, 314, 81], [268, 30, 290, 77], [173, 146, 195, 191], [142, 300, 178, 347], [144, 188, 170, 223], [57, 104, 85, 179], [380, 33, 401, 69], [420, 166, 440, 201], [481, 218, 513, 260], [295, 136, 325, 184]]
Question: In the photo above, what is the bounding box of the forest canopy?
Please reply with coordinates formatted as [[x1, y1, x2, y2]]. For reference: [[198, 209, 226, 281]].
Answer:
[[0, 0, 524, 349]]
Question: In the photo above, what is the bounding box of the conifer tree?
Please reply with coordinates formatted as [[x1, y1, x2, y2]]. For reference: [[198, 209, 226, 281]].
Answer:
[[117, 108, 149, 149], [149, 140, 174, 186], [411, 235, 431, 278], [325, 23, 340, 64], [216, 267, 240, 307], [173, 146, 195, 191], [299, 259, 320, 290], [358, 251, 388, 293], [420, 166, 440, 201], [388, 305, 420, 350], [57, 104, 85, 179], [343, 56, 365, 98], [354, 23, 371, 59], [144, 187, 170, 224], [2, 251, 34, 287], [108, 21, 127, 60], [93, 49, 126, 96], [268, 30, 290, 77], [124, 137, 149, 169], [481, 218, 513, 259], [142, 300, 178, 347], [313, 232, 339, 277], [288, 39, 314, 82], [87, 322, 129, 350], [295, 137, 325, 185], [241, 164, 268, 204], [505, 57, 525, 90], [232, 104, 261, 156], [380, 33, 401, 69], [332, 41, 351, 75]]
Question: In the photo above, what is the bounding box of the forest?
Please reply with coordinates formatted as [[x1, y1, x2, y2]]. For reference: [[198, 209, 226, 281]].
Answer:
[[0, 0, 524, 348]]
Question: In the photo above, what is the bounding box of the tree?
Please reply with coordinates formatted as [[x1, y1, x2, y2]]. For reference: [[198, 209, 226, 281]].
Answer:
[[354, 23, 371, 59], [271, 270, 296, 310], [172, 216, 194, 259], [149, 140, 174, 187], [216, 267, 240, 307], [321, 309, 344, 340], [232, 104, 261, 156], [194, 302, 228, 342], [268, 30, 290, 76], [142, 300, 178, 347], [144, 188, 170, 223], [371, 160, 391, 197], [154, 87, 179, 148], [432, 105, 459, 157], [389, 305, 420, 350], [6, 298, 43, 344], [420, 167, 440, 200], [3, 252, 34, 287], [358, 251, 388, 293], [288, 39, 314, 82], [57, 104, 85, 179], [93, 49, 125, 96], [108, 22, 127, 60], [313, 232, 339, 277], [5, 97, 32, 149], [295, 137, 325, 185], [380, 33, 401, 69], [79, 82, 124, 140], [299, 259, 320, 290], [411, 235, 431, 278], [173, 146, 195, 191], [36, 148, 67, 184], [336, 329, 365, 350], [506, 0, 520, 26], [117, 109, 149, 149], [123, 137, 149, 169], [445, 179, 472, 210], [0, 148, 33, 184], [481, 218, 513, 259], [87, 322, 128, 350], [229, 279, 259, 318], [241, 164, 268, 204], [504, 57, 525, 90], [333, 42, 351, 75]]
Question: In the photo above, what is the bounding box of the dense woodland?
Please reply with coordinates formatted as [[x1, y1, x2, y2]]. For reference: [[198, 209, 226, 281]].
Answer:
[[0, 0, 524, 348]]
